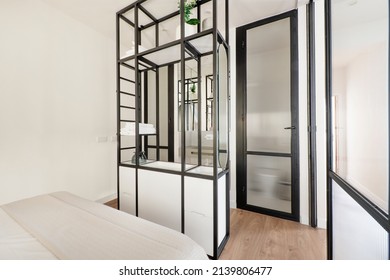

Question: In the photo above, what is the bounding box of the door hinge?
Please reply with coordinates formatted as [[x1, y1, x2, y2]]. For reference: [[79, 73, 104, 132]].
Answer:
[[242, 40, 245, 49], [242, 186, 245, 192]]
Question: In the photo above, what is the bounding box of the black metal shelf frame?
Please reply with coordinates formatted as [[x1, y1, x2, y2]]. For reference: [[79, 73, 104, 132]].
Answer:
[[116, 0, 230, 260]]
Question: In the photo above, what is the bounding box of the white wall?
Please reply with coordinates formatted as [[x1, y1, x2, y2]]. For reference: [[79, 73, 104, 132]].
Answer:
[[315, 0, 328, 229], [0, 0, 117, 205], [345, 43, 388, 207], [297, 5, 309, 226], [334, 42, 388, 211]]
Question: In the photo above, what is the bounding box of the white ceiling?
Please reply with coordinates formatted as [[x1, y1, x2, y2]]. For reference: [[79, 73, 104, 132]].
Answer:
[[230, 0, 305, 28], [41, 0, 308, 42], [332, 0, 387, 29], [332, 0, 388, 68], [41, 0, 130, 41]]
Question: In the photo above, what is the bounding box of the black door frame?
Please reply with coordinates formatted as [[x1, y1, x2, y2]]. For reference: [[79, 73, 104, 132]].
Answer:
[[236, 10, 300, 222]]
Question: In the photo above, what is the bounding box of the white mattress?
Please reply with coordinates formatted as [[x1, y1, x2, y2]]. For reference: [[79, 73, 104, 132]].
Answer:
[[0, 192, 208, 260]]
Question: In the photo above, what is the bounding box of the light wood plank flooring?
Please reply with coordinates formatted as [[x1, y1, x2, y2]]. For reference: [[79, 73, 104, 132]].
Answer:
[[104, 200, 327, 260], [104, 199, 118, 209], [220, 208, 327, 260]]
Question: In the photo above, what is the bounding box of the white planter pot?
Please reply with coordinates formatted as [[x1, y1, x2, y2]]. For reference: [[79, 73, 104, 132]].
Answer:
[[202, 17, 212, 31], [176, 24, 198, 39]]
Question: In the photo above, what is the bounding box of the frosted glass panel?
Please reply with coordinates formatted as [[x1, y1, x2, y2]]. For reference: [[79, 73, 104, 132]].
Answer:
[[247, 155, 291, 213], [120, 107, 135, 120], [120, 148, 135, 164], [159, 67, 169, 147], [160, 149, 168, 162], [333, 181, 389, 260], [331, 0, 389, 213], [246, 18, 291, 153], [120, 96, 135, 111], [217, 0, 226, 40]]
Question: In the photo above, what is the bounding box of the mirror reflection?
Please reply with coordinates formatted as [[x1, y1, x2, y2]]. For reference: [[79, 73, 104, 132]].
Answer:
[[205, 75, 214, 131], [331, 0, 389, 212], [125, 42, 229, 174], [177, 55, 215, 167], [218, 43, 229, 170], [178, 77, 199, 131]]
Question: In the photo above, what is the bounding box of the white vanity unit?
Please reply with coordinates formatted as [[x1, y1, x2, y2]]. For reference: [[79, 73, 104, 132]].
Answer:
[[184, 173, 226, 256], [116, 0, 230, 259], [119, 166, 136, 216], [138, 168, 182, 232]]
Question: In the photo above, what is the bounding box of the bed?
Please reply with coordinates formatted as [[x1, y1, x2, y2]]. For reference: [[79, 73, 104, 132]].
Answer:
[[0, 191, 208, 260]]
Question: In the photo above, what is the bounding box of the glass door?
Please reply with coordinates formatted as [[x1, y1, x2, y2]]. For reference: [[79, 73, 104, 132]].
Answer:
[[237, 11, 299, 221], [327, 0, 389, 259]]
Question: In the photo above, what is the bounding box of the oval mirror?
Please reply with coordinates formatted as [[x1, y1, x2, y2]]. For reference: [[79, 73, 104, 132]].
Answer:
[[217, 42, 229, 170]]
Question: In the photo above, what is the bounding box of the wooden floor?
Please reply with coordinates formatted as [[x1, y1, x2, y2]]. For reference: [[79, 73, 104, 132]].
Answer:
[[104, 199, 118, 209], [220, 209, 327, 260], [105, 200, 327, 260]]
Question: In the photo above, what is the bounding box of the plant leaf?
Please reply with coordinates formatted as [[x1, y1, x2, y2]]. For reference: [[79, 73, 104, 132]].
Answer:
[[186, 18, 200, 25]]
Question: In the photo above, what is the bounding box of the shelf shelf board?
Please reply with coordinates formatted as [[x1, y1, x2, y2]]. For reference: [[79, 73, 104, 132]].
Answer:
[[121, 160, 199, 174], [119, 29, 214, 67], [142, 160, 195, 172], [120, 132, 157, 136]]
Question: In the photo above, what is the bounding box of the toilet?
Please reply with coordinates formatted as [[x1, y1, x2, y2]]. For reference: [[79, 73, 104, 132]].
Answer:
[[278, 181, 291, 201], [251, 167, 280, 198]]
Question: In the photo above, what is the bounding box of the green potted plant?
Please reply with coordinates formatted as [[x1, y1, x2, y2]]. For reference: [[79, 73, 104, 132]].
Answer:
[[190, 83, 197, 99], [183, 0, 200, 25], [190, 83, 196, 94], [176, 0, 200, 38]]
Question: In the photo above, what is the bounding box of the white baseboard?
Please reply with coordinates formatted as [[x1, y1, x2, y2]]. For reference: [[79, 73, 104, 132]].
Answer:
[[300, 216, 309, 226], [317, 218, 327, 229], [300, 216, 327, 229]]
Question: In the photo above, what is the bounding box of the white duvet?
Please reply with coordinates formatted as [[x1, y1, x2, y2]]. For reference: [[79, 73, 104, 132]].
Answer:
[[0, 192, 208, 260]]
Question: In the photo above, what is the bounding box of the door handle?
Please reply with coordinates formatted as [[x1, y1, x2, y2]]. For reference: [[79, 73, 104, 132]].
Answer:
[[284, 126, 296, 130]]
